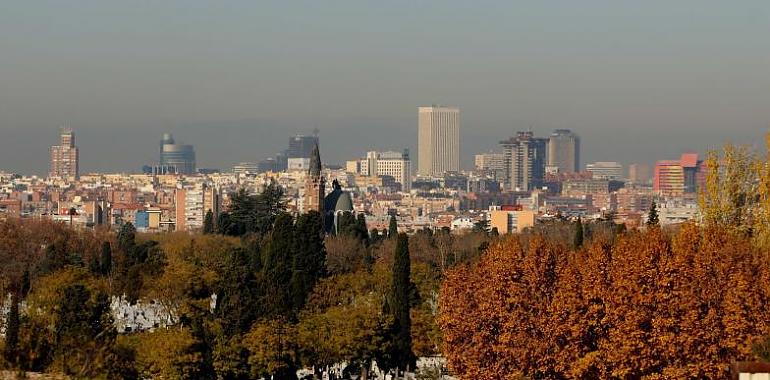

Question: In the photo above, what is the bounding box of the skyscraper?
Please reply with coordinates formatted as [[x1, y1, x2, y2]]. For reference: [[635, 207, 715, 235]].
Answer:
[[547, 129, 580, 174], [49, 127, 79, 179], [159, 133, 196, 175], [287, 134, 319, 159], [500, 131, 548, 191], [418, 106, 460, 177], [654, 153, 704, 196]]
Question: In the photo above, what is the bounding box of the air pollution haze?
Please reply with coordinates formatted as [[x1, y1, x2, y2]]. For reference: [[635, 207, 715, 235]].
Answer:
[[1, 1, 769, 175]]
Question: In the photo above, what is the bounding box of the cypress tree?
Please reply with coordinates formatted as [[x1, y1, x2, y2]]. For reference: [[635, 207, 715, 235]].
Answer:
[[203, 209, 215, 234], [216, 247, 260, 336], [20, 269, 30, 298], [260, 213, 296, 318], [100, 241, 112, 276], [388, 215, 398, 238], [290, 211, 327, 312], [574, 217, 584, 249], [3, 293, 19, 366], [647, 201, 660, 227], [117, 222, 136, 255], [356, 213, 370, 245], [390, 233, 416, 372]]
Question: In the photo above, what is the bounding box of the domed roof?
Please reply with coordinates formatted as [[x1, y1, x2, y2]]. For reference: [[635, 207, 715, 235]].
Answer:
[[333, 191, 353, 212], [324, 179, 353, 212]]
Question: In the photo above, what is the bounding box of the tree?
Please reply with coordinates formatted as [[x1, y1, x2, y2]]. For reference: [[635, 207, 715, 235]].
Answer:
[[573, 217, 584, 249], [3, 293, 20, 366], [215, 247, 260, 337], [203, 210, 215, 235], [290, 211, 327, 312], [439, 225, 770, 379], [117, 222, 137, 255], [243, 319, 298, 380], [260, 213, 296, 319], [100, 241, 112, 276], [647, 200, 659, 227], [387, 233, 416, 374], [388, 215, 398, 238]]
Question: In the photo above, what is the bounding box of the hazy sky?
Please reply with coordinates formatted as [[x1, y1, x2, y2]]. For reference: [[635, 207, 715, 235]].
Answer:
[[1, 1, 770, 175]]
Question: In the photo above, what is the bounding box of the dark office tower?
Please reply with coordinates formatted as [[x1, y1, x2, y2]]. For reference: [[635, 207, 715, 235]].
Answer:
[[500, 131, 548, 191], [159, 133, 196, 175], [547, 129, 580, 174], [287, 134, 319, 159]]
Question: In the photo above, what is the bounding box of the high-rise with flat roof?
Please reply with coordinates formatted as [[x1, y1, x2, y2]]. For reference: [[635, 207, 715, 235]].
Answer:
[[547, 129, 580, 174], [287, 134, 319, 159], [49, 127, 79, 179], [586, 161, 624, 180], [418, 106, 460, 177]]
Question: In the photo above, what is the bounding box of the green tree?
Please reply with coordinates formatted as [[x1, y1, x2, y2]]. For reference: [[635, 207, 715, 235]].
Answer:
[[388, 233, 417, 373], [574, 217, 584, 249], [203, 209, 215, 235], [290, 211, 327, 312], [215, 247, 260, 337], [647, 200, 660, 227], [261, 213, 296, 318], [388, 215, 398, 238], [117, 222, 137, 255]]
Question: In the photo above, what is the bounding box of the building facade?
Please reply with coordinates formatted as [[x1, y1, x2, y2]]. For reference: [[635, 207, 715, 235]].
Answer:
[[160, 133, 196, 175], [287, 134, 319, 159], [547, 129, 580, 174], [49, 128, 79, 179], [654, 153, 703, 197], [417, 106, 460, 177], [174, 185, 220, 232], [356, 150, 412, 192], [500, 131, 548, 191], [586, 161, 624, 180]]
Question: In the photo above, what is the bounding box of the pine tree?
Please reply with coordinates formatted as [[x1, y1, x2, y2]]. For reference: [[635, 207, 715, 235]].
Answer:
[[203, 209, 215, 234], [3, 293, 19, 366], [389, 233, 416, 372], [100, 241, 112, 276], [574, 217, 584, 249], [647, 201, 660, 227], [388, 215, 398, 238]]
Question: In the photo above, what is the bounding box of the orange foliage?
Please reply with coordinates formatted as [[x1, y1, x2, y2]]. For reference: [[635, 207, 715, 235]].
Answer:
[[438, 224, 770, 379]]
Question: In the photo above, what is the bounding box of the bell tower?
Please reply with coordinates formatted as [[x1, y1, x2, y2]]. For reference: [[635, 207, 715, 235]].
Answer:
[[304, 142, 325, 214]]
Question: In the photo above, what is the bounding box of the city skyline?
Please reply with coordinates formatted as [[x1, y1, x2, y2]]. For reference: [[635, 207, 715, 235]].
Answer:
[[1, 1, 769, 174]]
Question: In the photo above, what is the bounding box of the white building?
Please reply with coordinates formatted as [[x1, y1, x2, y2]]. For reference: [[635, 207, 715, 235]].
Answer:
[[352, 150, 412, 192], [418, 106, 460, 177], [586, 161, 624, 180], [474, 152, 506, 172]]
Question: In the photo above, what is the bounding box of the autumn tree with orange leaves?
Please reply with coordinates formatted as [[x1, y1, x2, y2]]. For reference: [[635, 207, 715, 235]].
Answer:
[[439, 224, 770, 379]]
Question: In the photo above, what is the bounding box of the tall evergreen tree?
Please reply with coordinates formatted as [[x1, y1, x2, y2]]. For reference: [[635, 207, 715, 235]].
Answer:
[[20, 269, 30, 298], [389, 233, 416, 372], [355, 213, 370, 246], [574, 217, 584, 249], [647, 200, 660, 227], [100, 241, 112, 276], [203, 209, 215, 234], [260, 213, 296, 318], [3, 293, 19, 366], [388, 215, 398, 238], [117, 222, 137, 255], [216, 212, 234, 236], [290, 211, 327, 312], [216, 247, 260, 336]]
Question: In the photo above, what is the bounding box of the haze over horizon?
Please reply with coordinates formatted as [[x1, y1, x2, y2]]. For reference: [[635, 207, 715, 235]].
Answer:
[[1, 1, 769, 175]]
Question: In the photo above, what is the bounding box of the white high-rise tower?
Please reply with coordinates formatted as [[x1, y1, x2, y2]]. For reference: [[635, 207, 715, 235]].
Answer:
[[417, 106, 460, 177]]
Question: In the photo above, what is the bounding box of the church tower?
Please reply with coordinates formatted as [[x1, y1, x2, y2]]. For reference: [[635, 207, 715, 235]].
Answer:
[[304, 142, 325, 214]]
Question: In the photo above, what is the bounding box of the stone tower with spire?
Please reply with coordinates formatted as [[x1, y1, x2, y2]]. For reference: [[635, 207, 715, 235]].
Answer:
[[304, 142, 326, 214]]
